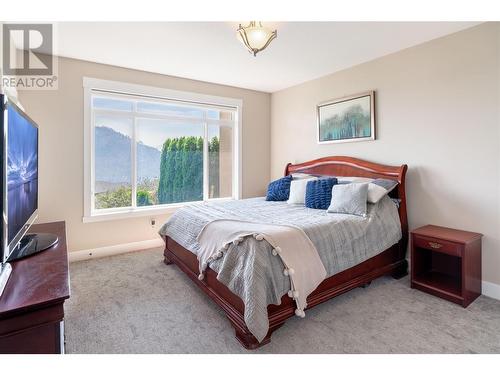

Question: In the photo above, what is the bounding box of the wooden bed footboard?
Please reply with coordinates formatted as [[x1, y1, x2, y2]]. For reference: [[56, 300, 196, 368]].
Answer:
[[163, 156, 409, 350], [164, 238, 407, 349]]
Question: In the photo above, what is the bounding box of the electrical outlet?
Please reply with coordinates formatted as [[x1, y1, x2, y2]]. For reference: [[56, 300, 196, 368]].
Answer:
[[150, 218, 156, 228]]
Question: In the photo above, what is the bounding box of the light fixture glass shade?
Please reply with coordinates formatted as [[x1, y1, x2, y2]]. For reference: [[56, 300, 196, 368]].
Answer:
[[237, 22, 277, 56]]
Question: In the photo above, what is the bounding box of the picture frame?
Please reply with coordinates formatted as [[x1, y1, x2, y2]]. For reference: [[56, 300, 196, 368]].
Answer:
[[317, 90, 375, 144]]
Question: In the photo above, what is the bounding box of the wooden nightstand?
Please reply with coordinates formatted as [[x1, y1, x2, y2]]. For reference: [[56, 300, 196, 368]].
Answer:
[[411, 225, 482, 307]]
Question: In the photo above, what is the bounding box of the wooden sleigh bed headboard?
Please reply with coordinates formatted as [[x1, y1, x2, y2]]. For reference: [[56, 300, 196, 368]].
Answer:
[[284, 156, 408, 249]]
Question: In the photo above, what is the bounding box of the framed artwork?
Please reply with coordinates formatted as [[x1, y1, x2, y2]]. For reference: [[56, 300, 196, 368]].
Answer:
[[317, 90, 375, 144]]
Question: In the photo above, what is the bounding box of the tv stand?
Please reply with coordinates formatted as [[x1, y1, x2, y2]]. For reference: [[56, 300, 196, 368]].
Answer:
[[0, 221, 69, 354], [9, 232, 59, 261]]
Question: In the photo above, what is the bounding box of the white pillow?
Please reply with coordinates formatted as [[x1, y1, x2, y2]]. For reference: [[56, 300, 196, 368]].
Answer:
[[337, 176, 396, 204], [287, 177, 317, 205], [366, 179, 399, 204], [337, 176, 374, 184], [364, 184, 386, 203], [291, 172, 315, 179]]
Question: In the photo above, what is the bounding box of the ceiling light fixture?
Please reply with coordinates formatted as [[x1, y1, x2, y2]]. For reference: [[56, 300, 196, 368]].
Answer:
[[236, 21, 277, 56]]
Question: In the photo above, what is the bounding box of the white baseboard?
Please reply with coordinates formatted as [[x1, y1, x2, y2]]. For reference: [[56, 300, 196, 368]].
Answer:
[[482, 280, 500, 301], [69, 238, 164, 263]]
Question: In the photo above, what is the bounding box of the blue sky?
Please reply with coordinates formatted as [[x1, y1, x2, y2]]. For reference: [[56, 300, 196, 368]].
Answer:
[[94, 97, 222, 149]]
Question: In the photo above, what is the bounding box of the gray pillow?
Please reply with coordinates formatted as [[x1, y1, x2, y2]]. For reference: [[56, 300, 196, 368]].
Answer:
[[327, 183, 369, 217]]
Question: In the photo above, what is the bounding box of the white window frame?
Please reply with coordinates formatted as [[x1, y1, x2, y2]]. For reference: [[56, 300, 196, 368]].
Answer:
[[83, 77, 242, 223]]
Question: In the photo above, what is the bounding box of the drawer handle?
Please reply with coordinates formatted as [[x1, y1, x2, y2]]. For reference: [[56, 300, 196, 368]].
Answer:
[[428, 242, 443, 249]]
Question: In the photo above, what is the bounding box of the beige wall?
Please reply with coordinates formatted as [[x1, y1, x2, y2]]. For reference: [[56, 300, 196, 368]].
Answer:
[[18, 57, 271, 252], [271, 23, 500, 285]]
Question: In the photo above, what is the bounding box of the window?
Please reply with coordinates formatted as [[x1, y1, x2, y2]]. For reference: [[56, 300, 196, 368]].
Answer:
[[83, 78, 241, 221]]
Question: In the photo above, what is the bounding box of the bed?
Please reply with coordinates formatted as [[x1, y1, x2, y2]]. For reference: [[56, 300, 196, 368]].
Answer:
[[160, 156, 408, 349]]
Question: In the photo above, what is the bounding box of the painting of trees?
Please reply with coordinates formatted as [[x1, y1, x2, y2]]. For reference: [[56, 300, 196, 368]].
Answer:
[[318, 93, 374, 143]]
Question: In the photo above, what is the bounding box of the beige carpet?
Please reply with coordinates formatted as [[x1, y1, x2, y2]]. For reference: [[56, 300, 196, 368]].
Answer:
[[65, 247, 500, 354]]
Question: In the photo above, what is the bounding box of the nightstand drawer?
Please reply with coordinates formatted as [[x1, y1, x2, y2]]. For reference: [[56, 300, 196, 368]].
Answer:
[[413, 235, 462, 257]]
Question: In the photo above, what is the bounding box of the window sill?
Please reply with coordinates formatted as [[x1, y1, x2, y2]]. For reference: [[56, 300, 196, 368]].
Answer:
[[82, 198, 233, 223]]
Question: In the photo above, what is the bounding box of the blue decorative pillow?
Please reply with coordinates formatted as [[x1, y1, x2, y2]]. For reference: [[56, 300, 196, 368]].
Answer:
[[305, 178, 338, 209], [266, 175, 293, 201]]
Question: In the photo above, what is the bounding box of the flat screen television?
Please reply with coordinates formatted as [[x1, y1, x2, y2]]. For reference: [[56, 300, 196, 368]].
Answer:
[[1, 95, 39, 261], [0, 94, 57, 297]]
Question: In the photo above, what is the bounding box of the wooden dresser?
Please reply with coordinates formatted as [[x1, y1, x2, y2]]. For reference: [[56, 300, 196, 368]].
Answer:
[[0, 221, 70, 354]]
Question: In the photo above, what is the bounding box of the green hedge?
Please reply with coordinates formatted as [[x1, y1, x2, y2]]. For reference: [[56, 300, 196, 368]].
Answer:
[[95, 136, 220, 209], [158, 136, 219, 204]]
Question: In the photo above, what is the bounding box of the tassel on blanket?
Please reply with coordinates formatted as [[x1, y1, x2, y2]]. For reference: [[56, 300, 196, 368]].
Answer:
[[254, 234, 264, 241], [272, 246, 282, 256], [283, 267, 295, 276], [288, 290, 299, 299], [295, 308, 306, 318], [232, 237, 243, 246]]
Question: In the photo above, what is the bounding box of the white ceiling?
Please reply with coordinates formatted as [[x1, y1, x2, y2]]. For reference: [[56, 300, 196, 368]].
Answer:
[[51, 22, 479, 92]]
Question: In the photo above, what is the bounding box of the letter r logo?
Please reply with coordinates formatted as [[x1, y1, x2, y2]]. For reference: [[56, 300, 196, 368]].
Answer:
[[2, 24, 53, 76]]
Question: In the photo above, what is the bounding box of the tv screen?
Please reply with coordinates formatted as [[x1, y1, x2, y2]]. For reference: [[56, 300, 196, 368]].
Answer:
[[5, 101, 39, 252]]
